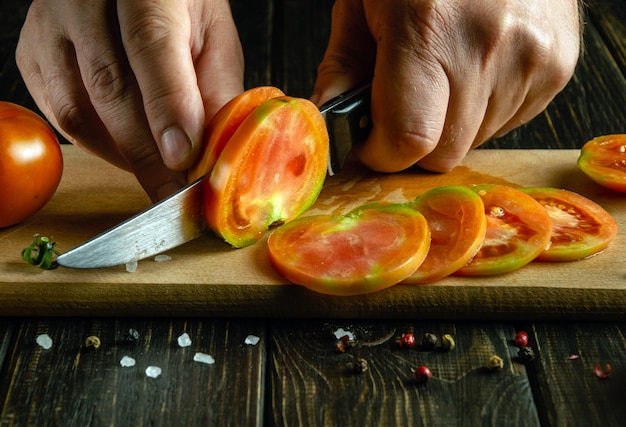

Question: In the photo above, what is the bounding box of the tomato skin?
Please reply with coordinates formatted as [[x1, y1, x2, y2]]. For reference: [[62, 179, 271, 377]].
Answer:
[[0, 102, 63, 228], [455, 184, 552, 276], [268, 203, 431, 296], [404, 185, 486, 283], [520, 187, 618, 262], [577, 134, 626, 193], [188, 87, 285, 183], [204, 96, 329, 248]]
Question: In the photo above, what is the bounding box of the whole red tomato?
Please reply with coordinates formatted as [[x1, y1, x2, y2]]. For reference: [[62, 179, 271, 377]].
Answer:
[[0, 102, 63, 228]]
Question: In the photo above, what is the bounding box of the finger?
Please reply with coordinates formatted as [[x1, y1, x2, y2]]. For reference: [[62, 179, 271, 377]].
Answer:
[[310, 0, 375, 106], [117, 0, 205, 171]]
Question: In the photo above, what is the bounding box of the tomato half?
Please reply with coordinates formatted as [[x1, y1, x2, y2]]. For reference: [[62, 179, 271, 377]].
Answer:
[[577, 134, 626, 193], [268, 203, 431, 296], [455, 184, 552, 276], [404, 186, 486, 283], [204, 96, 329, 248], [520, 187, 618, 261], [0, 102, 63, 228], [188, 86, 285, 182]]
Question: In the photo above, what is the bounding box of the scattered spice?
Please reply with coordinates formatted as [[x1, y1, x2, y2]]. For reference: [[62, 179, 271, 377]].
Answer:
[[421, 333, 438, 350], [514, 331, 529, 348], [440, 334, 455, 351], [84, 335, 101, 349], [594, 363, 612, 379], [35, 333, 53, 350], [193, 352, 216, 365], [414, 365, 432, 383], [244, 335, 260, 345], [125, 261, 138, 273], [333, 328, 354, 341], [124, 328, 140, 343], [335, 335, 356, 353], [119, 356, 136, 367], [22, 234, 59, 269], [567, 354, 580, 360], [517, 346, 536, 363], [399, 333, 416, 349], [177, 332, 192, 348], [487, 355, 504, 370], [154, 254, 172, 262], [354, 358, 369, 373], [145, 366, 162, 378]]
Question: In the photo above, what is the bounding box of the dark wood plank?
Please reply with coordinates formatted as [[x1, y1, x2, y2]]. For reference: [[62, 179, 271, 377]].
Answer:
[[528, 322, 626, 426], [0, 320, 16, 375], [0, 318, 266, 426], [268, 320, 540, 426], [587, 0, 626, 76]]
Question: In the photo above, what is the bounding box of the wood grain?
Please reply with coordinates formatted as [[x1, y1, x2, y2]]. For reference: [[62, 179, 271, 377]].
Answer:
[[0, 318, 265, 426], [269, 320, 539, 426]]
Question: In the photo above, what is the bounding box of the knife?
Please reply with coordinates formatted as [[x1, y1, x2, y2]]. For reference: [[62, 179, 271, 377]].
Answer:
[[55, 84, 372, 268]]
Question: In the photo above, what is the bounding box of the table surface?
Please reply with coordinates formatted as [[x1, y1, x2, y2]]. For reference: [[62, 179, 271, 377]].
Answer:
[[2, 0, 626, 425]]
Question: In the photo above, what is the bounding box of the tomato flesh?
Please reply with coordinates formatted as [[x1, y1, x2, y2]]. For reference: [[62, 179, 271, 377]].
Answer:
[[204, 96, 329, 248], [188, 86, 285, 182], [455, 185, 552, 276], [0, 102, 63, 228], [404, 186, 486, 283], [268, 203, 431, 296], [577, 134, 626, 193], [520, 187, 618, 261]]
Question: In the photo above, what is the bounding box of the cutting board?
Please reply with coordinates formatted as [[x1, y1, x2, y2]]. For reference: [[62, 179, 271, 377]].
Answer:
[[1, 146, 624, 319]]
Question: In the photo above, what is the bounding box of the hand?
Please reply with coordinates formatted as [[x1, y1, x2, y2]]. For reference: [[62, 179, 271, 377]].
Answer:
[[16, 0, 244, 202], [311, 0, 581, 172]]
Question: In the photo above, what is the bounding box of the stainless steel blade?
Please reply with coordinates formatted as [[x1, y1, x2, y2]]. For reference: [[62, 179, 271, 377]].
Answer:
[[55, 177, 206, 268]]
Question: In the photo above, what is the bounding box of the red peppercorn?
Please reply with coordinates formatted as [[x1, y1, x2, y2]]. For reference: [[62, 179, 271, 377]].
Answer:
[[414, 365, 432, 383], [400, 333, 416, 349], [514, 331, 529, 348]]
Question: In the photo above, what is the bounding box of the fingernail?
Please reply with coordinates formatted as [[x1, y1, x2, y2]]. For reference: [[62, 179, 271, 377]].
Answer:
[[160, 126, 192, 168]]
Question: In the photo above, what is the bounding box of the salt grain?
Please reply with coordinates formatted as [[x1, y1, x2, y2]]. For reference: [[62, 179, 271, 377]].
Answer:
[[245, 335, 260, 345], [333, 328, 354, 341], [119, 356, 136, 367], [36, 334, 53, 350], [145, 366, 162, 378], [154, 254, 171, 262], [177, 332, 192, 347], [125, 261, 138, 273], [193, 352, 215, 364]]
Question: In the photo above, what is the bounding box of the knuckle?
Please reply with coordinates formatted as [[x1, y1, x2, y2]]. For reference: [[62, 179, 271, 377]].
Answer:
[[52, 95, 87, 136], [84, 58, 131, 104], [122, 13, 173, 57]]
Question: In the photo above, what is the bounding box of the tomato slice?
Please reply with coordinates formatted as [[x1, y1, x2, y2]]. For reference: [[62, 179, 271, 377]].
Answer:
[[520, 187, 618, 261], [188, 86, 285, 182], [455, 184, 552, 276], [204, 96, 329, 248], [267, 203, 431, 296], [577, 134, 626, 193], [404, 186, 486, 283]]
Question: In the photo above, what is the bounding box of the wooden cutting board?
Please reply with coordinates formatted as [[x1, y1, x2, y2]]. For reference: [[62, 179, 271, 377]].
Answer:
[[1, 146, 624, 319]]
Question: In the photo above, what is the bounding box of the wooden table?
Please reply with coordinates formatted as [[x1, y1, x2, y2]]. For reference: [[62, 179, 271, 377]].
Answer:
[[2, 1, 626, 425]]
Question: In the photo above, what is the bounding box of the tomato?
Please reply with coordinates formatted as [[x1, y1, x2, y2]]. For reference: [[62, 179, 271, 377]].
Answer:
[[520, 187, 618, 261], [404, 185, 486, 283], [577, 134, 626, 193], [0, 102, 63, 228], [204, 96, 329, 248], [267, 203, 431, 296], [455, 184, 552, 276], [188, 86, 285, 183]]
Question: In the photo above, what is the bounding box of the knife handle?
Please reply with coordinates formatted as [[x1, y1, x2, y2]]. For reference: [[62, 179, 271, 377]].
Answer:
[[320, 84, 372, 175]]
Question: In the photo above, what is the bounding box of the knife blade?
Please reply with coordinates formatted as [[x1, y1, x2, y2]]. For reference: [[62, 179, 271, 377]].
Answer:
[[55, 84, 373, 268]]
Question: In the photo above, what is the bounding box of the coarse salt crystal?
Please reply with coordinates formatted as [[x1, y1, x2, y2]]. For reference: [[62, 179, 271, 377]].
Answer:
[[244, 335, 260, 345], [126, 261, 138, 273], [177, 332, 192, 347], [36, 334, 53, 350], [193, 352, 215, 364], [154, 254, 171, 262], [333, 328, 354, 341], [120, 356, 136, 367], [145, 366, 162, 378]]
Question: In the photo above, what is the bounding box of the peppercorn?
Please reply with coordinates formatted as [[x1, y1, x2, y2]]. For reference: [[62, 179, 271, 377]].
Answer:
[[517, 346, 536, 363], [594, 363, 612, 379], [399, 333, 416, 349], [414, 365, 432, 383], [514, 331, 529, 348], [487, 355, 504, 370], [84, 335, 101, 349], [440, 334, 455, 351], [421, 333, 438, 350], [354, 358, 369, 373], [335, 335, 355, 353]]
